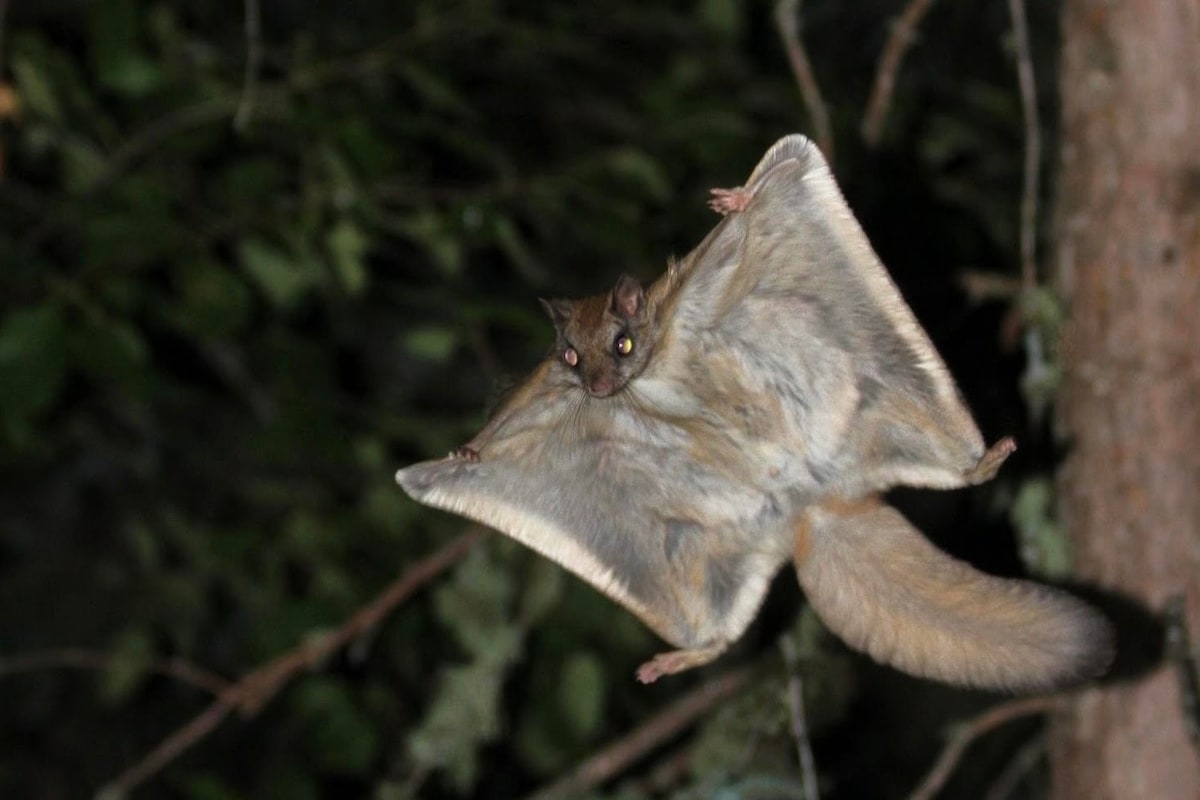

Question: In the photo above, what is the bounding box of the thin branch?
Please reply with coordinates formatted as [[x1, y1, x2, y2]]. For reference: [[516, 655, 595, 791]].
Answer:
[[780, 637, 820, 800], [0, 648, 230, 697], [522, 665, 756, 800], [115, 101, 243, 185], [97, 692, 238, 799], [774, 0, 834, 163], [1005, 0, 1040, 290], [861, 0, 937, 148], [907, 695, 1064, 800], [232, 0, 264, 132], [97, 529, 483, 798], [636, 743, 696, 796], [982, 732, 1047, 800]]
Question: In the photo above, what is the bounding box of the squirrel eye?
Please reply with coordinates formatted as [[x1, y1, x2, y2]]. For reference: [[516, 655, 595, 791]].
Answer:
[[614, 334, 634, 357], [563, 347, 579, 367]]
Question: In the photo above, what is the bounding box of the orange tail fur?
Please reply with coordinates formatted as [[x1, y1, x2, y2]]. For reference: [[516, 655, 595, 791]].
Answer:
[[794, 497, 1113, 690]]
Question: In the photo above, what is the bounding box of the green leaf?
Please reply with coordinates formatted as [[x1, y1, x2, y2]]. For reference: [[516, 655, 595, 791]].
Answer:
[[1011, 477, 1074, 578], [361, 482, 417, 533], [89, 0, 163, 96], [99, 628, 154, 705], [403, 326, 458, 362], [514, 646, 605, 776], [408, 659, 507, 791], [319, 146, 361, 204], [170, 260, 253, 340], [518, 559, 564, 626], [68, 315, 148, 390], [698, 0, 744, 41], [253, 762, 320, 800], [395, 211, 463, 277], [326, 219, 370, 295], [397, 62, 476, 119], [61, 139, 108, 194], [336, 117, 394, 176], [238, 238, 322, 310], [0, 304, 68, 427], [414, 550, 528, 788], [556, 651, 604, 738], [433, 547, 521, 660], [605, 148, 671, 201], [11, 54, 62, 120], [353, 437, 387, 470], [218, 159, 288, 214], [102, 54, 163, 96], [179, 773, 248, 800], [121, 519, 160, 572], [293, 678, 379, 775], [492, 215, 546, 284]]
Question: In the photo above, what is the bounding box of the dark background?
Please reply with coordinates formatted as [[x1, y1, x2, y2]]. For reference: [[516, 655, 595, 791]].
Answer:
[[0, 1, 1072, 797]]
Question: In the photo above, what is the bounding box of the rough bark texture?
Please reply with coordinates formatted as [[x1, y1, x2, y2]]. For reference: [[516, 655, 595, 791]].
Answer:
[[1053, 0, 1200, 797]]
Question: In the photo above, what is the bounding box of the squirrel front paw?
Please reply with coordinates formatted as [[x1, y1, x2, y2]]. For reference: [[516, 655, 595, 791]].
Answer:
[[708, 187, 753, 216], [449, 446, 481, 463]]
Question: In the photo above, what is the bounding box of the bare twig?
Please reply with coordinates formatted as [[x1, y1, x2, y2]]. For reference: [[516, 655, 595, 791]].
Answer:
[[637, 743, 696, 795], [982, 731, 1047, 800], [774, 0, 834, 163], [781, 638, 820, 800], [97, 529, 483, 798], [862, 0, 937, 148], [97, 693, 238, 799], [522, 665, 755, 800], [233, 0, 263, 132], [907, 695, 1063, 800], [1005, 0, 1040, 290], [0, 648, 230, 697], [105, 98, 239, 182]]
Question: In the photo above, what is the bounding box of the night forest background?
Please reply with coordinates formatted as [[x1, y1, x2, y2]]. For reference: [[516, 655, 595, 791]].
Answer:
[[1, 1, 1187, 799]]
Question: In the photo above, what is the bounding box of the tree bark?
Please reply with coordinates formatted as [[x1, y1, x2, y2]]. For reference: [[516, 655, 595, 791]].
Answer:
[[1053, 0, 1200, 797]]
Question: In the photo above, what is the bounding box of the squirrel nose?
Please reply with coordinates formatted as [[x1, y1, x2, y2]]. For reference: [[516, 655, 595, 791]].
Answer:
[[588, 376, 615, 397]]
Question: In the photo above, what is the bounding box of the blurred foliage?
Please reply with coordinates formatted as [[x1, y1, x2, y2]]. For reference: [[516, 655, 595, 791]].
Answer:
[[0, 0, 1064, 798], [1009, 476, 1074, 580]]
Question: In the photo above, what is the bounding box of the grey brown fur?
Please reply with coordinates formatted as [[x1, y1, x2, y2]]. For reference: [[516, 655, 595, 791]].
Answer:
[[396, 135, 1112, 688]]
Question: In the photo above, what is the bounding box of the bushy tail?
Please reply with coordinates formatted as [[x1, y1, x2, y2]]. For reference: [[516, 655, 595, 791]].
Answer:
[[794, 497, 1113, 691]]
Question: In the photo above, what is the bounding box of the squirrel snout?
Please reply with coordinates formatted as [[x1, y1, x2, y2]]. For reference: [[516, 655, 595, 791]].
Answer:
[[587, 376, 616, 397]]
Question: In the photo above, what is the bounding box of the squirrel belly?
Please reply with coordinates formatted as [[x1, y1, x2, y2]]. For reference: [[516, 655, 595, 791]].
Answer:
[[793, 496, 1114, 691]]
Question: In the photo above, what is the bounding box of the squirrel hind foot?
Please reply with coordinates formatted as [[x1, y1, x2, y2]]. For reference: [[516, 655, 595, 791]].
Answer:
[[635, 641, 729, 684], [964, 436, 1017, 484]]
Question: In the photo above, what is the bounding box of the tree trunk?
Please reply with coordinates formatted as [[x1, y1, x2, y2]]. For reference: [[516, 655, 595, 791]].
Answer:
[[1052, 0, 1200, 797]]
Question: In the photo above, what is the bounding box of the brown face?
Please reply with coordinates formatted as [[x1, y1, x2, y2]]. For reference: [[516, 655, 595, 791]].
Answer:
[[542, 275, 652, 399], [558, 328, 638, 397]]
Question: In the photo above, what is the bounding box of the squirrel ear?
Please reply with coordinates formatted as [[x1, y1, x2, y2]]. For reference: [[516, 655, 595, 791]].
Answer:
[[539, 297, 574, 329], [611, 274, 645, 319]]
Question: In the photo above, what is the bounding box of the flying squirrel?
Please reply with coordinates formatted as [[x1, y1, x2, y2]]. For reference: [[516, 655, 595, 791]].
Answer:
[[396, 135, 1113, 690]]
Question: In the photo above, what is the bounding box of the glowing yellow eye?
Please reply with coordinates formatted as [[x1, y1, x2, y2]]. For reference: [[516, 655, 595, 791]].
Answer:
[[614, 335, 634, 356]]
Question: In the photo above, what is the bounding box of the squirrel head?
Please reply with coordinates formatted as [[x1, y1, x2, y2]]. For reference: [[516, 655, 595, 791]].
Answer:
[[540, 274, 654, 398]]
